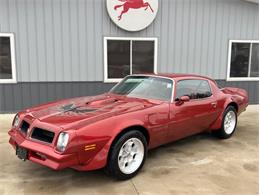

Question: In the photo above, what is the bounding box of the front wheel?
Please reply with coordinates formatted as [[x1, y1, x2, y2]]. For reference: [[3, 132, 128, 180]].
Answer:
[[213, 106, 237, 139], [105, 130, 147, 180]]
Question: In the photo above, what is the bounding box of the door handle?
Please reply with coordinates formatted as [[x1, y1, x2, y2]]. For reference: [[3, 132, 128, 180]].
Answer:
[[211, 102, 217, 108]]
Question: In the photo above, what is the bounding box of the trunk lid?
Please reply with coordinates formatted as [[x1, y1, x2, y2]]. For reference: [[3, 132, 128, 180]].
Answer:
[[221, 87, 249, 103], [221, 87, 248, 98]]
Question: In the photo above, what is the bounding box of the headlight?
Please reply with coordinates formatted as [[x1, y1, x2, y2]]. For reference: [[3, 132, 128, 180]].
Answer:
[[56, 132, 69, 152], [12, 114, 20, 127]]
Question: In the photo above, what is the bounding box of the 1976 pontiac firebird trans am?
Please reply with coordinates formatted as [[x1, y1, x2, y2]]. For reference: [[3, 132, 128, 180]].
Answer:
[[8, 74, 248, 180]]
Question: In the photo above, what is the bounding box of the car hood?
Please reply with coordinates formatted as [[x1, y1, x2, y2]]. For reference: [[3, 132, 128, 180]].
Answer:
[[25, 93, 159, 129]]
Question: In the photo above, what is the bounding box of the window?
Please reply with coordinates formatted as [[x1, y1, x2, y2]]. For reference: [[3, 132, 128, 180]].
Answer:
[[175, 79, 212, 100], [0, 33, 16, 83], [110, 75, 173, 101], [227, 40, 259, 81], [104, 37, 157, 82]]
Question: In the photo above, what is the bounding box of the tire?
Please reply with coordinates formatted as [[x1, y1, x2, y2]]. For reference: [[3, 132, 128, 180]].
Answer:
[[105, 130, 147, 180], [213, 106, 237, 139]]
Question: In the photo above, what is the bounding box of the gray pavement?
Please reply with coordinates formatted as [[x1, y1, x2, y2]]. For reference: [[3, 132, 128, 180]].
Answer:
[[0, 105, 258, 195]]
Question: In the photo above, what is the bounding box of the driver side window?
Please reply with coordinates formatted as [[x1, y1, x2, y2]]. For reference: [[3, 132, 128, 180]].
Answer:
[[175, 79, 212, 100]]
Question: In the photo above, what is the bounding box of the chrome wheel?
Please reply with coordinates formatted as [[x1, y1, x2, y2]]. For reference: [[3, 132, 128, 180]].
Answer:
[[224, 110, 236, 134], [118, 138, 144, 175]]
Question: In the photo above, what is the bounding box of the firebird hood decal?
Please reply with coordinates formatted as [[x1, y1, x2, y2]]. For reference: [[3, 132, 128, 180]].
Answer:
[[60, 103, 98, 113], [26, 94, 157, 129]]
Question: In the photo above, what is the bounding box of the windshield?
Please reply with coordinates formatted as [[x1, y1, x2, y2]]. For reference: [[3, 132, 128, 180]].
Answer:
[[110, 76, 173, 101]]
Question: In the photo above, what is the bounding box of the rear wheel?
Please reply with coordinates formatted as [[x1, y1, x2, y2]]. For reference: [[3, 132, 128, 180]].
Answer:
[[213, 106, 237, 139], [105, 130, 147, 180]]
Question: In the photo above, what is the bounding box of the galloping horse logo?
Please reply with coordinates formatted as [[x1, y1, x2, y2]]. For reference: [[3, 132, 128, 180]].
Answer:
[[114, 0, 154, 20]]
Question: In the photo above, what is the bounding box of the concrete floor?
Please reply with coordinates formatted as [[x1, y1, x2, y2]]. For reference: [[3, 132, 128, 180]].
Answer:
[[0, 105, 258, 195]]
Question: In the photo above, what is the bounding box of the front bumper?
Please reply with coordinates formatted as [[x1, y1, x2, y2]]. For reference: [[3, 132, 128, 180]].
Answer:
[[8, 129, 79, 170]]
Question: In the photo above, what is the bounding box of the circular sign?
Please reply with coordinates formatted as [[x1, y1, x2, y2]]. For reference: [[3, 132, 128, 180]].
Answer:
[[106, 0, 158, 32]]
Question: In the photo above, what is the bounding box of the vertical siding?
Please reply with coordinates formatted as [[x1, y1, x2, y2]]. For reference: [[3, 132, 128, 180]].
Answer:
[[0, 82, 116, 112], [0, 80, 258, 113], [0, 0, 258, 82]]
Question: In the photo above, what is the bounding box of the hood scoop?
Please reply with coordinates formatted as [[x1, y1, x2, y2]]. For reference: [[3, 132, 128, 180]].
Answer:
[[86, 98, 119, 106]]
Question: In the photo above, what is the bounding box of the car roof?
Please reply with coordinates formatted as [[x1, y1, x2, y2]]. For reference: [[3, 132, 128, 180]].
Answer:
[[132, 73, 215, 82]]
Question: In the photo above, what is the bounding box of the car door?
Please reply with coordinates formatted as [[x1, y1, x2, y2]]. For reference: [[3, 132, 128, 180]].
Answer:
[[167, 79, 219, 142]]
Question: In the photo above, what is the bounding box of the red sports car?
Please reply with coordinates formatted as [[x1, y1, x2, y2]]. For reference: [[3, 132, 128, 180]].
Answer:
[[8, 74, 248, 180]]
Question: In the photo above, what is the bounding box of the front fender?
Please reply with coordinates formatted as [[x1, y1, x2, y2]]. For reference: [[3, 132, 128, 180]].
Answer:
[[72, 116, 147, 171]]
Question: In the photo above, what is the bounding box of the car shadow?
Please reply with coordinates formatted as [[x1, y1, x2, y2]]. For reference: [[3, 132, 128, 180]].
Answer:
[[148, 132, 217, 157], [7, 132, 226, 193]]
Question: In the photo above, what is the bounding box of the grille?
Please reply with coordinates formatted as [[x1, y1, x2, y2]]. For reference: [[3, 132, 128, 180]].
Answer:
[[31, 128, 55, 144], [20, 120, 30, 134]]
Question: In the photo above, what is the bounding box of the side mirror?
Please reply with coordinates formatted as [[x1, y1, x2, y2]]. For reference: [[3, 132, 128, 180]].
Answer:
[[180, 95, 190, 102]]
